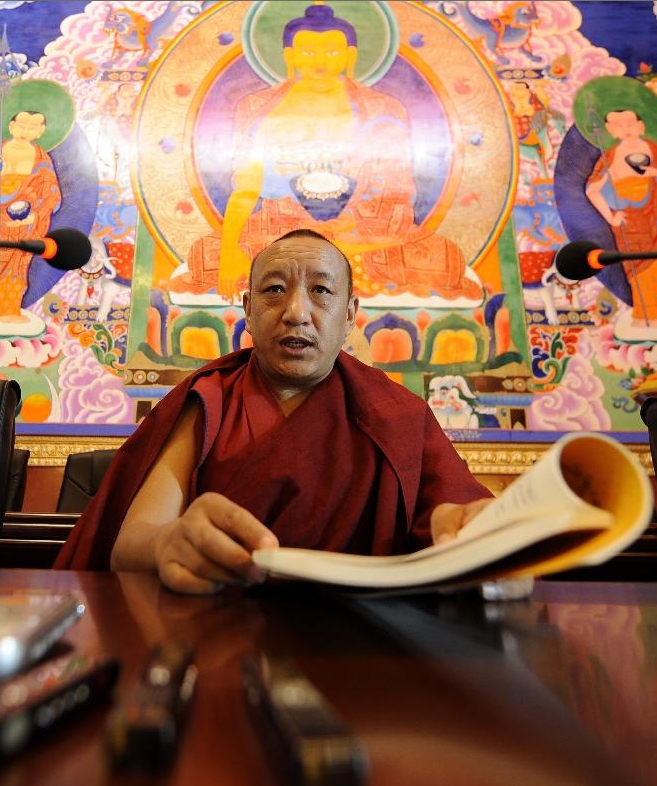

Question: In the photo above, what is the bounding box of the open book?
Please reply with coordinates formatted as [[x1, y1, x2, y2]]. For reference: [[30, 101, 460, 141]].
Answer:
[[253, 432, 654, 589]]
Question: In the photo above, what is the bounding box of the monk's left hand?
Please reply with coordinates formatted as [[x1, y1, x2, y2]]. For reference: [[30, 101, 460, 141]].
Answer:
[[430, 498, 493, 545]]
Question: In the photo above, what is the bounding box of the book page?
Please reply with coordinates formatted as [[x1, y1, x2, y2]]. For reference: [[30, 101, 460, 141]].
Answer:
[[252, 432, 652, 588], [457, 436, 617, 542]]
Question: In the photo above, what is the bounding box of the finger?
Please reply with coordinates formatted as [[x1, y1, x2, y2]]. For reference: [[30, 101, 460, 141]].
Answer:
[[158, 560, 225, 595], [157, 531, 233, 594], [198, 493, 279, 551], [431, 498, 493, 545], [182, 495, 278, 581], [159, 531, 264, 593], [178, 523, 262, 585], [430, 502, 464, 544], [461, 497, 494, 525]]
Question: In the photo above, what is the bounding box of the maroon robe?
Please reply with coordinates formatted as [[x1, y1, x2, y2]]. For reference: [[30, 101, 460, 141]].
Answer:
[[54, 349, 491, 570]]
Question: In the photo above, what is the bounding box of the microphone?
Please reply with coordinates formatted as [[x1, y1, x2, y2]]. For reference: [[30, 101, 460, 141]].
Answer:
[[0, 228, 92, 270], [555, 240, 657, 280]]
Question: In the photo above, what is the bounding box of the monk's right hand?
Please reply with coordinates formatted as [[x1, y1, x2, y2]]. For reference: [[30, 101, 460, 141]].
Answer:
[[153, 493, 279, 595]]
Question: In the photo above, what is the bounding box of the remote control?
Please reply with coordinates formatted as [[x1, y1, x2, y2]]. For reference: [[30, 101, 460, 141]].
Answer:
[[106, 641, 197, 770], [242, 651, 369, 786]]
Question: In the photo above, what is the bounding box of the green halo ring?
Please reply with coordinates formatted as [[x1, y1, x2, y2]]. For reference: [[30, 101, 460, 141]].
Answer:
[[241, 1, 399, 86], [1, 79, 75, 152], [573, 75, 657, 151]]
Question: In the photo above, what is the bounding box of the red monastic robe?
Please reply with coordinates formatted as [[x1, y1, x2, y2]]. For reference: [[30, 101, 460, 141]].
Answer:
[[54, 350, 491, 570]]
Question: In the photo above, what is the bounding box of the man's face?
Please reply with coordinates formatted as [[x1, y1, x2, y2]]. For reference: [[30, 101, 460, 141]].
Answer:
[[9, 112, 45, 142], [243, 235, 358, 397]]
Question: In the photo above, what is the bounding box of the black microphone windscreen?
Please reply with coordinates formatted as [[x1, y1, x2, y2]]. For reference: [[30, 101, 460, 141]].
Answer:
[[554, 240, 599, 280], [640, 397, 657, 429], [45, 228, 93, 271]]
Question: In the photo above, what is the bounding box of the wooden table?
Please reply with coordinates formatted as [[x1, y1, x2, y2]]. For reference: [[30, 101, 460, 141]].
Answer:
[[1, 570, 656, 786]]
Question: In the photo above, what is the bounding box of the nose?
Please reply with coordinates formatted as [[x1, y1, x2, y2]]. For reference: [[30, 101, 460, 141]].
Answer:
[[283, 287, 311, 324]]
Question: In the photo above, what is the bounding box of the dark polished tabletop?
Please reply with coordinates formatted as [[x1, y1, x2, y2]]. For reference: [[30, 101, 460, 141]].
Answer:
[[1, 569, 656, 786]]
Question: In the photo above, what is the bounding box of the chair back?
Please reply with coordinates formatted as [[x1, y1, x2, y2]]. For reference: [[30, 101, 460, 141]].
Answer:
[[0, 380, 21, 529], [56, 449, 117, 513], [7, 448, 30, 512]]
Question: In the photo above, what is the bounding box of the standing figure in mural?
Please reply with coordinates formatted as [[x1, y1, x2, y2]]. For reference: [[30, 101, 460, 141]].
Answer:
[[0, 110, 61, 323], [96, 81, 139, 188], [171, 2, 482, 305], [585, 109, 657, 327], [508, 80, 557, 177]]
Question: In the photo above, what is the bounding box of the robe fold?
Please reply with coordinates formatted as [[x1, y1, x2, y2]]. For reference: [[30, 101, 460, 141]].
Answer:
[[54, 349, 491, 570]]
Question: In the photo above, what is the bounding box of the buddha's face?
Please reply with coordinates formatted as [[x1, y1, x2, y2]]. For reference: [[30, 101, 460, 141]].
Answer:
[[605, 110, 644, 142], [9, 111, 46, 144], [287, 29, 355, 89]]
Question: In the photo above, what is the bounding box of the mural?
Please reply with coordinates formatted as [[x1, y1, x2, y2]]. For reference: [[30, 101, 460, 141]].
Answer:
[[0, 0, 655, 446]]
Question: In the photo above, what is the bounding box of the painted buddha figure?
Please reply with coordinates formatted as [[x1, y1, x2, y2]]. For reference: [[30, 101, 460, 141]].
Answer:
[[176, 2, 482, 305], [0, 110, 61, 324]]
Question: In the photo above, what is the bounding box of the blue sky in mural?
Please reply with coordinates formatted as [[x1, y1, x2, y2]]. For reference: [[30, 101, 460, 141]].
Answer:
[[0, 1, 88, 63], [573, 1, 657, 77], [0, 2, 655, 83]]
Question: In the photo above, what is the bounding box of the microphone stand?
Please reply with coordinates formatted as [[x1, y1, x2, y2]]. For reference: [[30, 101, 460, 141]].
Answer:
[[0, 240, 35, 251], [0, 239, 49, 255]]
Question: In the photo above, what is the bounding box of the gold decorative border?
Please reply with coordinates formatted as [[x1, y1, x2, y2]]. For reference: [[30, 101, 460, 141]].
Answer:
[[461, 442, 654, 476], [16, 436, 125, 466], [16, 436, 654, 476]]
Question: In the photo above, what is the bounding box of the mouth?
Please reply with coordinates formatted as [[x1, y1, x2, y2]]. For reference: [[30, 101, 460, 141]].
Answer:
[[279, 336, 315, 351]]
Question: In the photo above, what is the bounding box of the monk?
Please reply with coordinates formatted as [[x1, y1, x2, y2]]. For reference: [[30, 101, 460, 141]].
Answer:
[[174, 2, 482, 304], [56, 230, 492, 594]]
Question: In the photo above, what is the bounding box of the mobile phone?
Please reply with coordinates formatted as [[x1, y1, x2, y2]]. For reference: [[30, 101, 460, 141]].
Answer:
[[0, 649, 120, 757], [242, 651, 369, 786], [0, 591, 86, 681]]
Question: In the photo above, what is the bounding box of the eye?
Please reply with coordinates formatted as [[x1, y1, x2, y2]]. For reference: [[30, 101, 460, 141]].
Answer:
[[313, 285, 332, 295], [264, 284, 285, 294]]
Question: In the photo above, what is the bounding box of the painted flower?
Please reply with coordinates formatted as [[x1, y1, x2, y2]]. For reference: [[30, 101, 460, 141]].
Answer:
[[76, 58, 98, 80]]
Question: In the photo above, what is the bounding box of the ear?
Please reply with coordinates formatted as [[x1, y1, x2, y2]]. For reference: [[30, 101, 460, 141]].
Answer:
[[345, 296, 359, 337], [346, 46, 357, 79], [283, 47, 295, 79], [243, 291, 252, 333]]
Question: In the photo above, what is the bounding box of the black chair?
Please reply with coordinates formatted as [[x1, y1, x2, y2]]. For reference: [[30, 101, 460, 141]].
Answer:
[[0, 379, 21, 530], [0, 512, 79, 568], [7, 448, 30, 512], [56, 449, 117, 513], [0, 447, 114, 567]]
